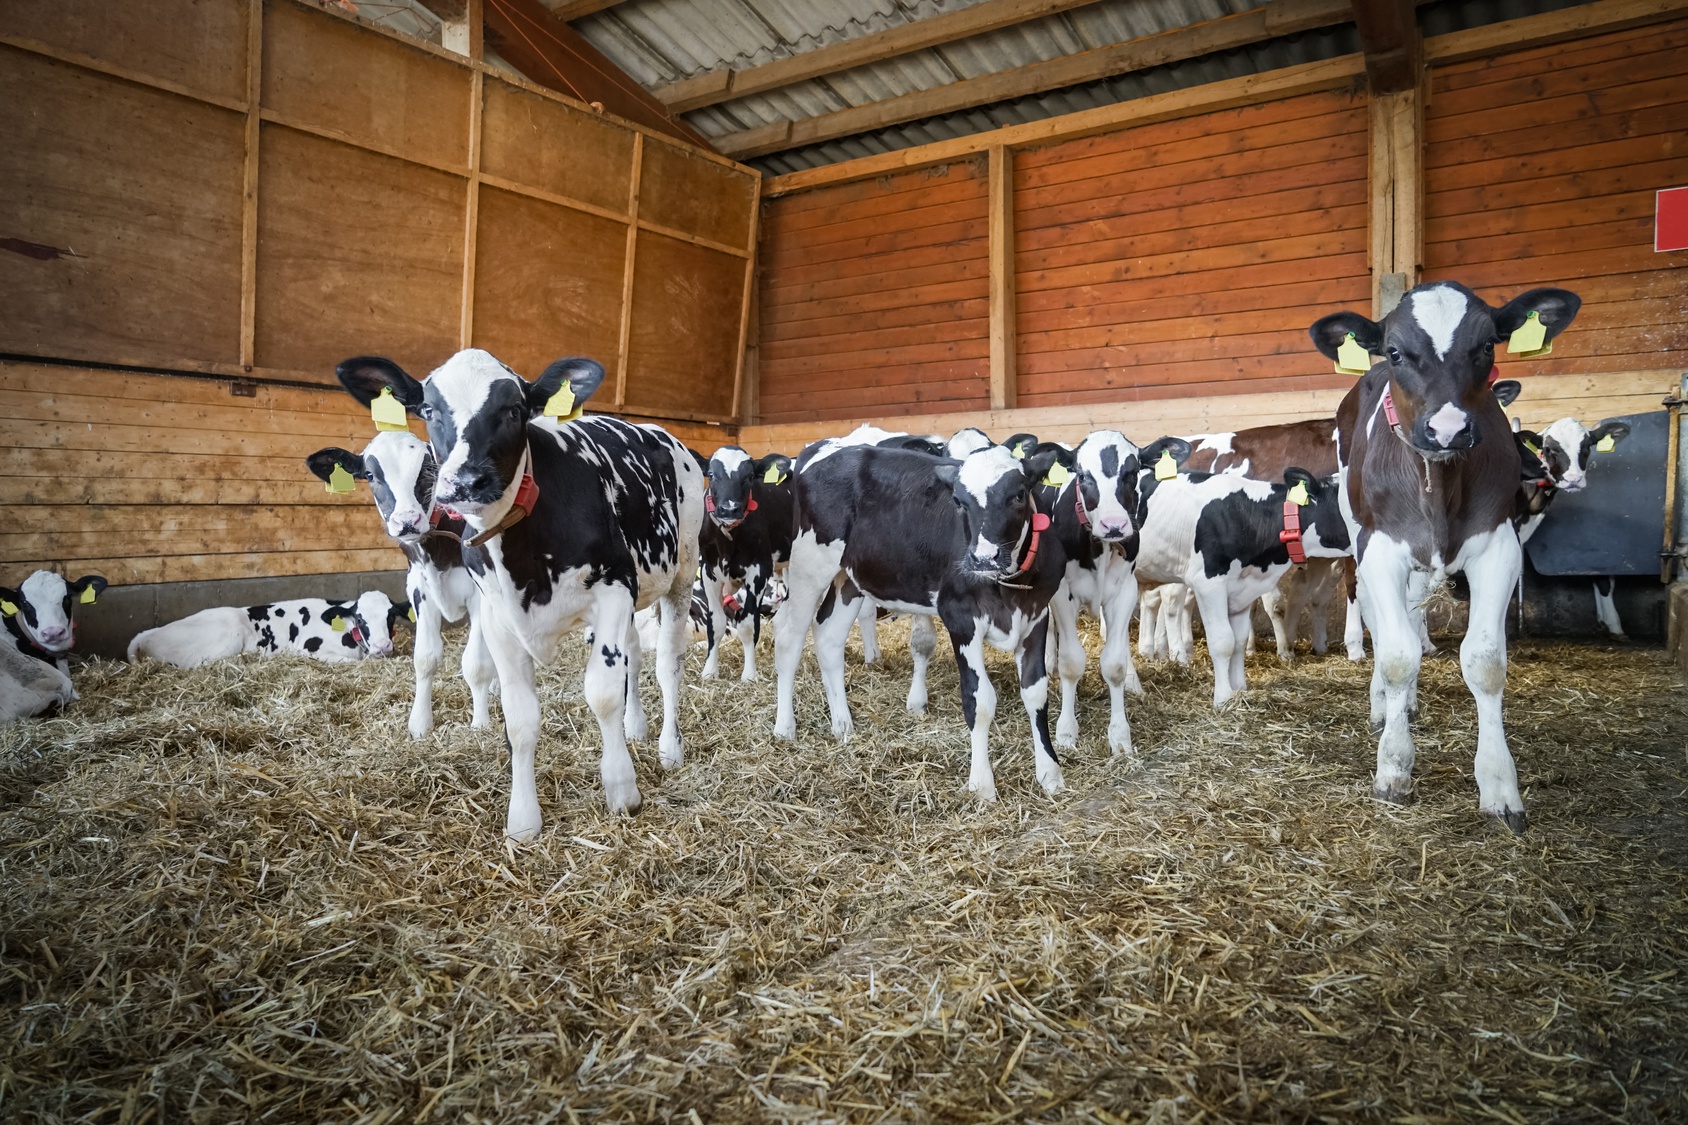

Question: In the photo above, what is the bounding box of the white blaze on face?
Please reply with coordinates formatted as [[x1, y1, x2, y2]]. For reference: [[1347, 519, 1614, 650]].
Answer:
[[366, 431, 435, 537], [1426, 402, 1471, 447], [1408, 284, 1470, 360], [18, 571, 73, 650], [1542, 417, 1593, 490], [957, 445, 1018, 507], [711, 447, 751, 476], [428, 348, 518, 489], [355, 590, 398, 656], [948, 428, 992, 459], [1075, 431, 1139, 535]]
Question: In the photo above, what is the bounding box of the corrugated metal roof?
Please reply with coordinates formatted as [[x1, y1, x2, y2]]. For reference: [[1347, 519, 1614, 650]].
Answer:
[[540, 0, 1590, 173]]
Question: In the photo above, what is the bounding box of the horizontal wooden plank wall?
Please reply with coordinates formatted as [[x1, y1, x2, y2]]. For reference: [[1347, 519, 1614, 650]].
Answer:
[[1013, 87, 1370, 408], [757, 160, 992, 423], [0, 0, 756, 588], [1422, 16, 1688, 374]]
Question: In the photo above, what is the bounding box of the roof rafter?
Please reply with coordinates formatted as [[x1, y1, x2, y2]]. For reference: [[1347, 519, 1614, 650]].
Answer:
[[1350, 0, 1420, 92]]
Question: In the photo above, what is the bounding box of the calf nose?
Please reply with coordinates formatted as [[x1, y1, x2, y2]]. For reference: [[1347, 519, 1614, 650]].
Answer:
[[37, 626, 68, 645], [1095, 515, 1133, 539], [1425, 403, 1473, 448]]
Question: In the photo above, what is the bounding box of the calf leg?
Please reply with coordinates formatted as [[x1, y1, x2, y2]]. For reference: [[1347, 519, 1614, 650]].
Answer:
[[480, 610, 548, 842], [408, 597, 444, 740], [1188, 577, 1239, 708], [654, 576, 691, 770], [1307, 559, 1334, 656], [584, 592, 643, 814], [1592, 576, 1626, 638], [622, 616, 649, 743], [1228, 607, 1252, 694], [856, 598, 881, 664], [462, 605, 495, 729], [1263, 583, 1294, 663], [773, 536, 844, 741], [700, 565, 728, 680], [1359, 538, 1419, 805], [1049, 586, 1086, 749], [1463, 529, 1526, 831], [1342, 557, 1366, 660], [907, 612, 937, 714], [1169, 586, 1195, 665], [813, 582, 860, 741], [1017, 617, 1063, 794], [951, 624, 998, 802], [737, 567, 766, 681], [1137, 584, 1161, 660], [1098, 577, 1139, 757]]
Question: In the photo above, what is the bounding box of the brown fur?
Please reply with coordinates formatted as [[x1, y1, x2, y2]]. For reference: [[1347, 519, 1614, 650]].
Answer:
[[1183, 419, 1339, 479]]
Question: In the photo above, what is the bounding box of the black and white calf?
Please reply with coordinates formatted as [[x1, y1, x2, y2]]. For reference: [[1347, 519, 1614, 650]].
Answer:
[[1317, 280, 1582, 830], [334, 348, 704, 841], [1036, 431, 1191, 756], [1512, 417, 1632, 635], [127, 590, 404, 667], [774, 443, 1068, 801], [1, 626, 74, 724], [1, 571, 108, 696], [1132, 467, 1351, 707], [307, 430, 496, 738], [698, 445, 795, 680]]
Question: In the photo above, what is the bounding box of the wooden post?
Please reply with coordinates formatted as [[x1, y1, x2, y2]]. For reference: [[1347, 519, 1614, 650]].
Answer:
[[459, 0, 484, 348], [614, 133, 644, 408], [238, 0, 263, 370], [731, 176, 762, 425], [1368, 84, 1422, 317], [988, 144, 1016, 412]]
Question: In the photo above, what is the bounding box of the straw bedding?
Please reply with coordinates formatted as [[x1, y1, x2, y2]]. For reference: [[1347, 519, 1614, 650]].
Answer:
[[2, 621, 1685, 1124]]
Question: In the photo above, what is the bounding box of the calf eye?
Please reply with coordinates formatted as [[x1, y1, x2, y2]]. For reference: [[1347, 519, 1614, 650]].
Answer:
[[1386, 346, 1401, 364]]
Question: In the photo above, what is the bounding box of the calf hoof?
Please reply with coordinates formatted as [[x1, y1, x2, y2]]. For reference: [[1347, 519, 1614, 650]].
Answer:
[[967, 779, 998, 803], [830, 714, 854, 742], [1482, 806, 1529, 835], [701, 663, 720, 681], [773, 716, 796, 742], [505, 813, 543, 844], [906, 693, 928, 715], [408, 714, 434, 741], [1124, 677, 1145, 698], [605, 784, 643, 816], [1054, 716, 1079, 750], [659, 733, 684, 770], [740, 669, 759, 683], [1108, 722, 1132, 758], [470, 713, 491, 730], [1346, 645, 1367, 662], [1373, 780, 1413, 806], [1036, 761, 1065, 795], [624, 714, 649, 743]]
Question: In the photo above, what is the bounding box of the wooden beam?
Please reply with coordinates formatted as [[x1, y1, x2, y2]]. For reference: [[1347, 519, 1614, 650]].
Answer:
[[988, 145, 1016, 413], [1350, 0, 1420, 92], [546, 0, 627, 21], [613, 133, 642, 408], [713, 0, 1353, 158], [238, 0, 262, 370], [482, 0, 712, 148], [460, 3, 485, 348], [1422, 0, 1688, 62], [655, 0, 1112, 113], [730, 176, 762, 424], [1368, 84, 1421, 317]]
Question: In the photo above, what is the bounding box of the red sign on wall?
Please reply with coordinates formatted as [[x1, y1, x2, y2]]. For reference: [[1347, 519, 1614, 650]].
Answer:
[[1658, 186, 1688, 253]]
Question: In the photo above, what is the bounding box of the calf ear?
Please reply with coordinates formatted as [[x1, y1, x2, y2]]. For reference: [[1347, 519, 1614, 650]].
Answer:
[[1491, 379, 1523, 408], [1592, 420, 1631, 446], [1308, 311, 1383, 361], [1494, 287, 1581, 343], [527, 357, 607, 417], [933, 463, 961, 488], [688, 448, 710, 476], [1282, 467, 1320, 493], [337, 357, 424, 410], [306, 447, 366, 483], [1138, 436, 1193, 468], [1023, 446, 1061, 484], [70, 575, 108, 597], [756, 453, 793, 485]]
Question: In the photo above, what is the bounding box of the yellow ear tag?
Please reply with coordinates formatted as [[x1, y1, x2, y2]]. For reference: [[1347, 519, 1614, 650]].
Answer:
[[1596, 434, 1616, 453], [762, 465, 785, 485], [371, 387, 409, 432], [1335, 333, 1372, 376], [1154, 450, 1178, 481], [1508, 310, 1549, 357], [1041, 462, 1072, 489], [1286, 481, 1310, 507], [1011, 444, 1027, 460], [326, 463, 357, 494], [1523, 439, 1542, 457], [543, 384, 582, 422], [407, 606, 417, 622], [0, 599, 16, 617], [330, 616, 347, 633], [79, 585, 97, 605]]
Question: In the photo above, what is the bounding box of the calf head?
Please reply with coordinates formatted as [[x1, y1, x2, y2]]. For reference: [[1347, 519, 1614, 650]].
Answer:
[[1, 571, 107, 654], [1075, 431, 1192, 542], [1310, 282, 1581, 457], [335, 349, 606, 517], [936, 445, 1061, 579], [307, 431, 439, 543], [346, 590, 405, 657], [705, 446, 791, 529], [1536, 417, 1630, 492], [947, 427, 992, 459]]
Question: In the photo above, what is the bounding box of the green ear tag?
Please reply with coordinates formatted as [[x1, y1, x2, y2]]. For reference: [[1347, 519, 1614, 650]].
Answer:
[[1508, 310, 1549, 357], [371, 387, 409, 432], [1286, 481, 1310, 507], [1596, 434, 1616, 453], [543, 384, 582, 422], [1, 599, 16, 617], [407, 606, 417, 623], [1155, 450, 1178, 481], [1523, 439, 1542, 457], [763, 465, 785, 485], [330, 616, 347, 633], [327, 463, 357, 494], [1335, 333, 1372, 376], [80, 585, 97, 605], [1042, 462, 1073, 488]]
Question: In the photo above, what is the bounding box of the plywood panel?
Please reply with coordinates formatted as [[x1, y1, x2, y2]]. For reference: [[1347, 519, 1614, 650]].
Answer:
[[480, 77, 633, 215], [0, 47, 245, 367], [469, 186, 627, 379], [1423, 17, 1688, 379], [3, 0, 249, 106], [639, 138, 757, 250], [262, 0, 471, 170], [624, 232, 743, 419], [255, 124, 466, 377]]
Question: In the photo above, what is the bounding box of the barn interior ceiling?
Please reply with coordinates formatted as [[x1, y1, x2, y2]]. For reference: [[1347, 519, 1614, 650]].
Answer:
[[376, 0, 1589, 173]]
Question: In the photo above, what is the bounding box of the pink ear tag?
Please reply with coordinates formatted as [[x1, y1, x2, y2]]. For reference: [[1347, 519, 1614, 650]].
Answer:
[[1032, 512, 1051, 532]]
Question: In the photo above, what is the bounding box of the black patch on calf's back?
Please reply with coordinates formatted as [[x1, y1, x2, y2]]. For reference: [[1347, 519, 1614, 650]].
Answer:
[[304, 636, 322, 653], [1193, 485, 1291, 578]]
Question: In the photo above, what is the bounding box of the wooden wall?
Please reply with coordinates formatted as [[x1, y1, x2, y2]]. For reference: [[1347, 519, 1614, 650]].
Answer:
[[1422, 16, 1688, 374], [1013, 87, 1370, 408], [757, 160, 991, 424], [0, 0, 754, 587]]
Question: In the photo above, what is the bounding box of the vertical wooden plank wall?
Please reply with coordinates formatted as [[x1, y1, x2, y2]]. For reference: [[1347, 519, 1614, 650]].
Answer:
[[0, 0, 757, 587], [756, 160, 992, 424], [1423, 16, 1688, 393]]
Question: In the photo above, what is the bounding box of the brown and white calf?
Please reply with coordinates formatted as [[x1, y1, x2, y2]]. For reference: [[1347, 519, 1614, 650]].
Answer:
[[1314, 280, 1582, 831]]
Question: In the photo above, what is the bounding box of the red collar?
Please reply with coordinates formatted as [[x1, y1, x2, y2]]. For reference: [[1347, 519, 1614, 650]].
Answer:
[[1003, 512, 1053, 583], [1280, 500, 1306, 565], [704, 492, 758, 529], [1074, 487, 1090, 528], [466, 470, 540, 549]]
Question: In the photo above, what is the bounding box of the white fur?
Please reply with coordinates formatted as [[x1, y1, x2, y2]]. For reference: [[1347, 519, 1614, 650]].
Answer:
[[957, 445, 1018, 507], [1426, 402, 1470, 446], [16, 571, 76, 652], [947, 428, 992, 459], [1409, 284, 1470, 360], [127, 593, 399, 668], [0, 633, 75, 724], [429, 349, 518, 499], [711, 447, 751, 474], [1073, 431, 1140, 538]]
